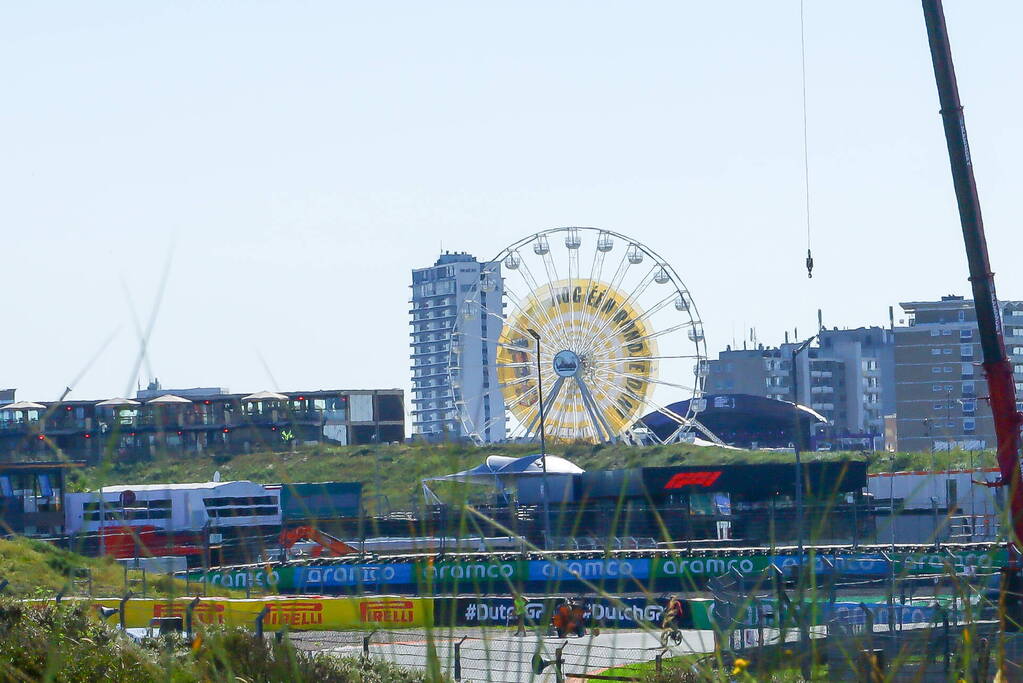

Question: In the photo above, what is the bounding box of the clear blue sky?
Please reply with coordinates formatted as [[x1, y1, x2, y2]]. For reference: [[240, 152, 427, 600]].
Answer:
[[3, 1, 1022, 406]]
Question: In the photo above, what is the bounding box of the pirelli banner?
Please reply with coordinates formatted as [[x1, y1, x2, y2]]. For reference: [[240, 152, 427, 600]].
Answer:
[[48, 596, 433, 631]]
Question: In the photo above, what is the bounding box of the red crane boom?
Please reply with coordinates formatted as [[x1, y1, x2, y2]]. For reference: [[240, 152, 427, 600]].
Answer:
[[279, 526, 359, 558], [921, 1, 1023, 552]]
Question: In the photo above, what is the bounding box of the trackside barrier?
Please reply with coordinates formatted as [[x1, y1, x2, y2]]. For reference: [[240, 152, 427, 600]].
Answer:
[[184, 546, 1009, 595], [27, 596, 433, 631]]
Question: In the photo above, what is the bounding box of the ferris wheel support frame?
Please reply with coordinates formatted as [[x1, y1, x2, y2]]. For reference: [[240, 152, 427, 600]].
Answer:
[[450, 226, 717, 445]]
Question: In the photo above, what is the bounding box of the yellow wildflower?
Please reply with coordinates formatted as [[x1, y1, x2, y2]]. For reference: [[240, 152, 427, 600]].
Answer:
[[731, 658, 750, 675]]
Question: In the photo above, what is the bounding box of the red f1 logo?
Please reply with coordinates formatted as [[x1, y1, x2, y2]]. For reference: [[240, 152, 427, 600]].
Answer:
[[663, 471, 722, 489]]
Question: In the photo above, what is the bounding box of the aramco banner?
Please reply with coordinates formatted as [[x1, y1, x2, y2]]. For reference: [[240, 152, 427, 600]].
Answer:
[[49, 596, 433, 631], [186, 547, 1007, 593]]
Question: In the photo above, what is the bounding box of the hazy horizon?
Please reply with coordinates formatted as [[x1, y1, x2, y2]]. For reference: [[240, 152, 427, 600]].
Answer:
[[4, 2, 1022, 413]]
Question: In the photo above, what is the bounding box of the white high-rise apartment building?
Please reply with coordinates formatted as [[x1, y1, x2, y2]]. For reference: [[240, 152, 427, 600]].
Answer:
[[409, 252, 505, 441]]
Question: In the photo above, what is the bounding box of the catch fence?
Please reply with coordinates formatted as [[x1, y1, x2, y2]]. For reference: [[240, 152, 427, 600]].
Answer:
[[290, 628, 685, 682]]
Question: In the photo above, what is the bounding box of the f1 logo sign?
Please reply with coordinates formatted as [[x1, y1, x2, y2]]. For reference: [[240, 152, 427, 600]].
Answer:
[[663, 471, 722, 489]]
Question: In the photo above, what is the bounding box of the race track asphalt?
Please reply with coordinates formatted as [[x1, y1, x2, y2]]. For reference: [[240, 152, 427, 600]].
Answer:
[[291, 626, 717, 681]]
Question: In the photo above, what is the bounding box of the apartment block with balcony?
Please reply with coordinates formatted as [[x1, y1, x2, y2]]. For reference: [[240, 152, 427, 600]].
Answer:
[[705, 326, 895, 449], [0, 386, 404, 463], [409, 252, 505, 442], [893, 295, 1023, 452]]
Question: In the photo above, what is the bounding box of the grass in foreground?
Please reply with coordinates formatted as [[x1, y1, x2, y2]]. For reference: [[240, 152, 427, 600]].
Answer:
[[0, 598, 435, 682], [0, 537, 234, 599]]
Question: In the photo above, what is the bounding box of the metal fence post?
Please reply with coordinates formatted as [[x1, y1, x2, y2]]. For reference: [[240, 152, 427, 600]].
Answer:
[[363, 629, 377, 659], [454, 635, 467, 681], [554, 642, 566, 683], [656, 648, 666, 674], [976, 637, 991, 682], [119, 592, 132, 631], [55, 590, 64, 606], [186, 596, 200, 639], [861, 648, 885, 683], [852, 498, 860, 548], [254, 605, 269, 640], [942, 609, 951, 672]]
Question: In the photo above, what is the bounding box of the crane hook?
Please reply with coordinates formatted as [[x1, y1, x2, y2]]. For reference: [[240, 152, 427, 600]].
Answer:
[[805, 248, 814, 278]]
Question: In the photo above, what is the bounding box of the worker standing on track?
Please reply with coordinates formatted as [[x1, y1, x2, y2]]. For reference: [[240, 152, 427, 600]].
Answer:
[[513, 592, 527, 636]]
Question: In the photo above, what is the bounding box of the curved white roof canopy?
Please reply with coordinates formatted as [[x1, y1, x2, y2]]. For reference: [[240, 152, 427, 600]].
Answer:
[[424, 453, 584, 486]]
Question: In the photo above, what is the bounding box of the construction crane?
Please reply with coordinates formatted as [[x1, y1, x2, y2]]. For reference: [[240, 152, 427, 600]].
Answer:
[[921, 0, 1023, 623]]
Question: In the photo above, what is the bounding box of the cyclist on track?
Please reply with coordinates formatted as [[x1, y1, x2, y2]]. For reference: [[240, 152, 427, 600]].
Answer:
[[661, 595, 685, 631]]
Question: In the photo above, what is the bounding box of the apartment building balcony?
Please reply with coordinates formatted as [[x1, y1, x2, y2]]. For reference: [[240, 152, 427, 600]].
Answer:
[[810, 386, 834, 394], [410, 359, 450, 369], [409, 348, 449, 359], [412, 368, 452, 380], [810, 370, 833, 379]]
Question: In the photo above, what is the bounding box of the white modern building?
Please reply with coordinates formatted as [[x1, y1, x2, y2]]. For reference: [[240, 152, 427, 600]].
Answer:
[[867, 468, 1001, 544], [410, 252, 505, 441], [65, 481, 281, 535]]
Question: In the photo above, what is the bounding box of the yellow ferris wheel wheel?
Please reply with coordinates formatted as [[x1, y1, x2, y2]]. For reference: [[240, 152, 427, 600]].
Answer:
[[450, 227, 709, 444]]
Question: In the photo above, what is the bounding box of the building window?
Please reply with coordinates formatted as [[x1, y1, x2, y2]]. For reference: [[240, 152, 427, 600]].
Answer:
[[963, 418, 976, 432], [963, 381, 976, 396], [961, 329, 974, 340], [961, 344, 974, 358], [932, 367, 942, 374], [958, 311, 966, 322], [962, 399, 976, 413], [962, 363, 974, 376], [933, 402, 944, 410], [931, 329, 941, 337], [943, 348, 953, 355], [931, 348, 942, 355], [942, 329, 952, 336]]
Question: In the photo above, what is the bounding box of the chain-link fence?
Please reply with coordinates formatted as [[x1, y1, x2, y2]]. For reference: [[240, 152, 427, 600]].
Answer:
[[289, 627, 692, 681]]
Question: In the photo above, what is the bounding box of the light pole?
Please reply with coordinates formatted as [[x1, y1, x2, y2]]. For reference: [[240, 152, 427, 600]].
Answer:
[[527, 328, 552, 551], [789, 333, 818, 555]]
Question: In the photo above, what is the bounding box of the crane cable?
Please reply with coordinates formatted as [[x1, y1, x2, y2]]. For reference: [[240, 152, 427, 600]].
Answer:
[[800, 0, 814, 279]]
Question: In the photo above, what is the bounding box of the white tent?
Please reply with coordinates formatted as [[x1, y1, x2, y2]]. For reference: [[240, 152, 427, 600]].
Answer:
[[146, 394, 192, 405], [240, 390, 289, 402], [0, 401, 46, 411], [95, 397, 141, 407], [422, 453, 584, 503]]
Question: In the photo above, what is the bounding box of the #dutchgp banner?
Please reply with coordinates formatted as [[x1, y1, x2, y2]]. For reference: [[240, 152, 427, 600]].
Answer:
[[438, 597, 667, 629]]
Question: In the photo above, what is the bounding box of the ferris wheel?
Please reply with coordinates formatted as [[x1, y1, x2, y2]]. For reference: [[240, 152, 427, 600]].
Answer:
[[449, 227, 715, 445]]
